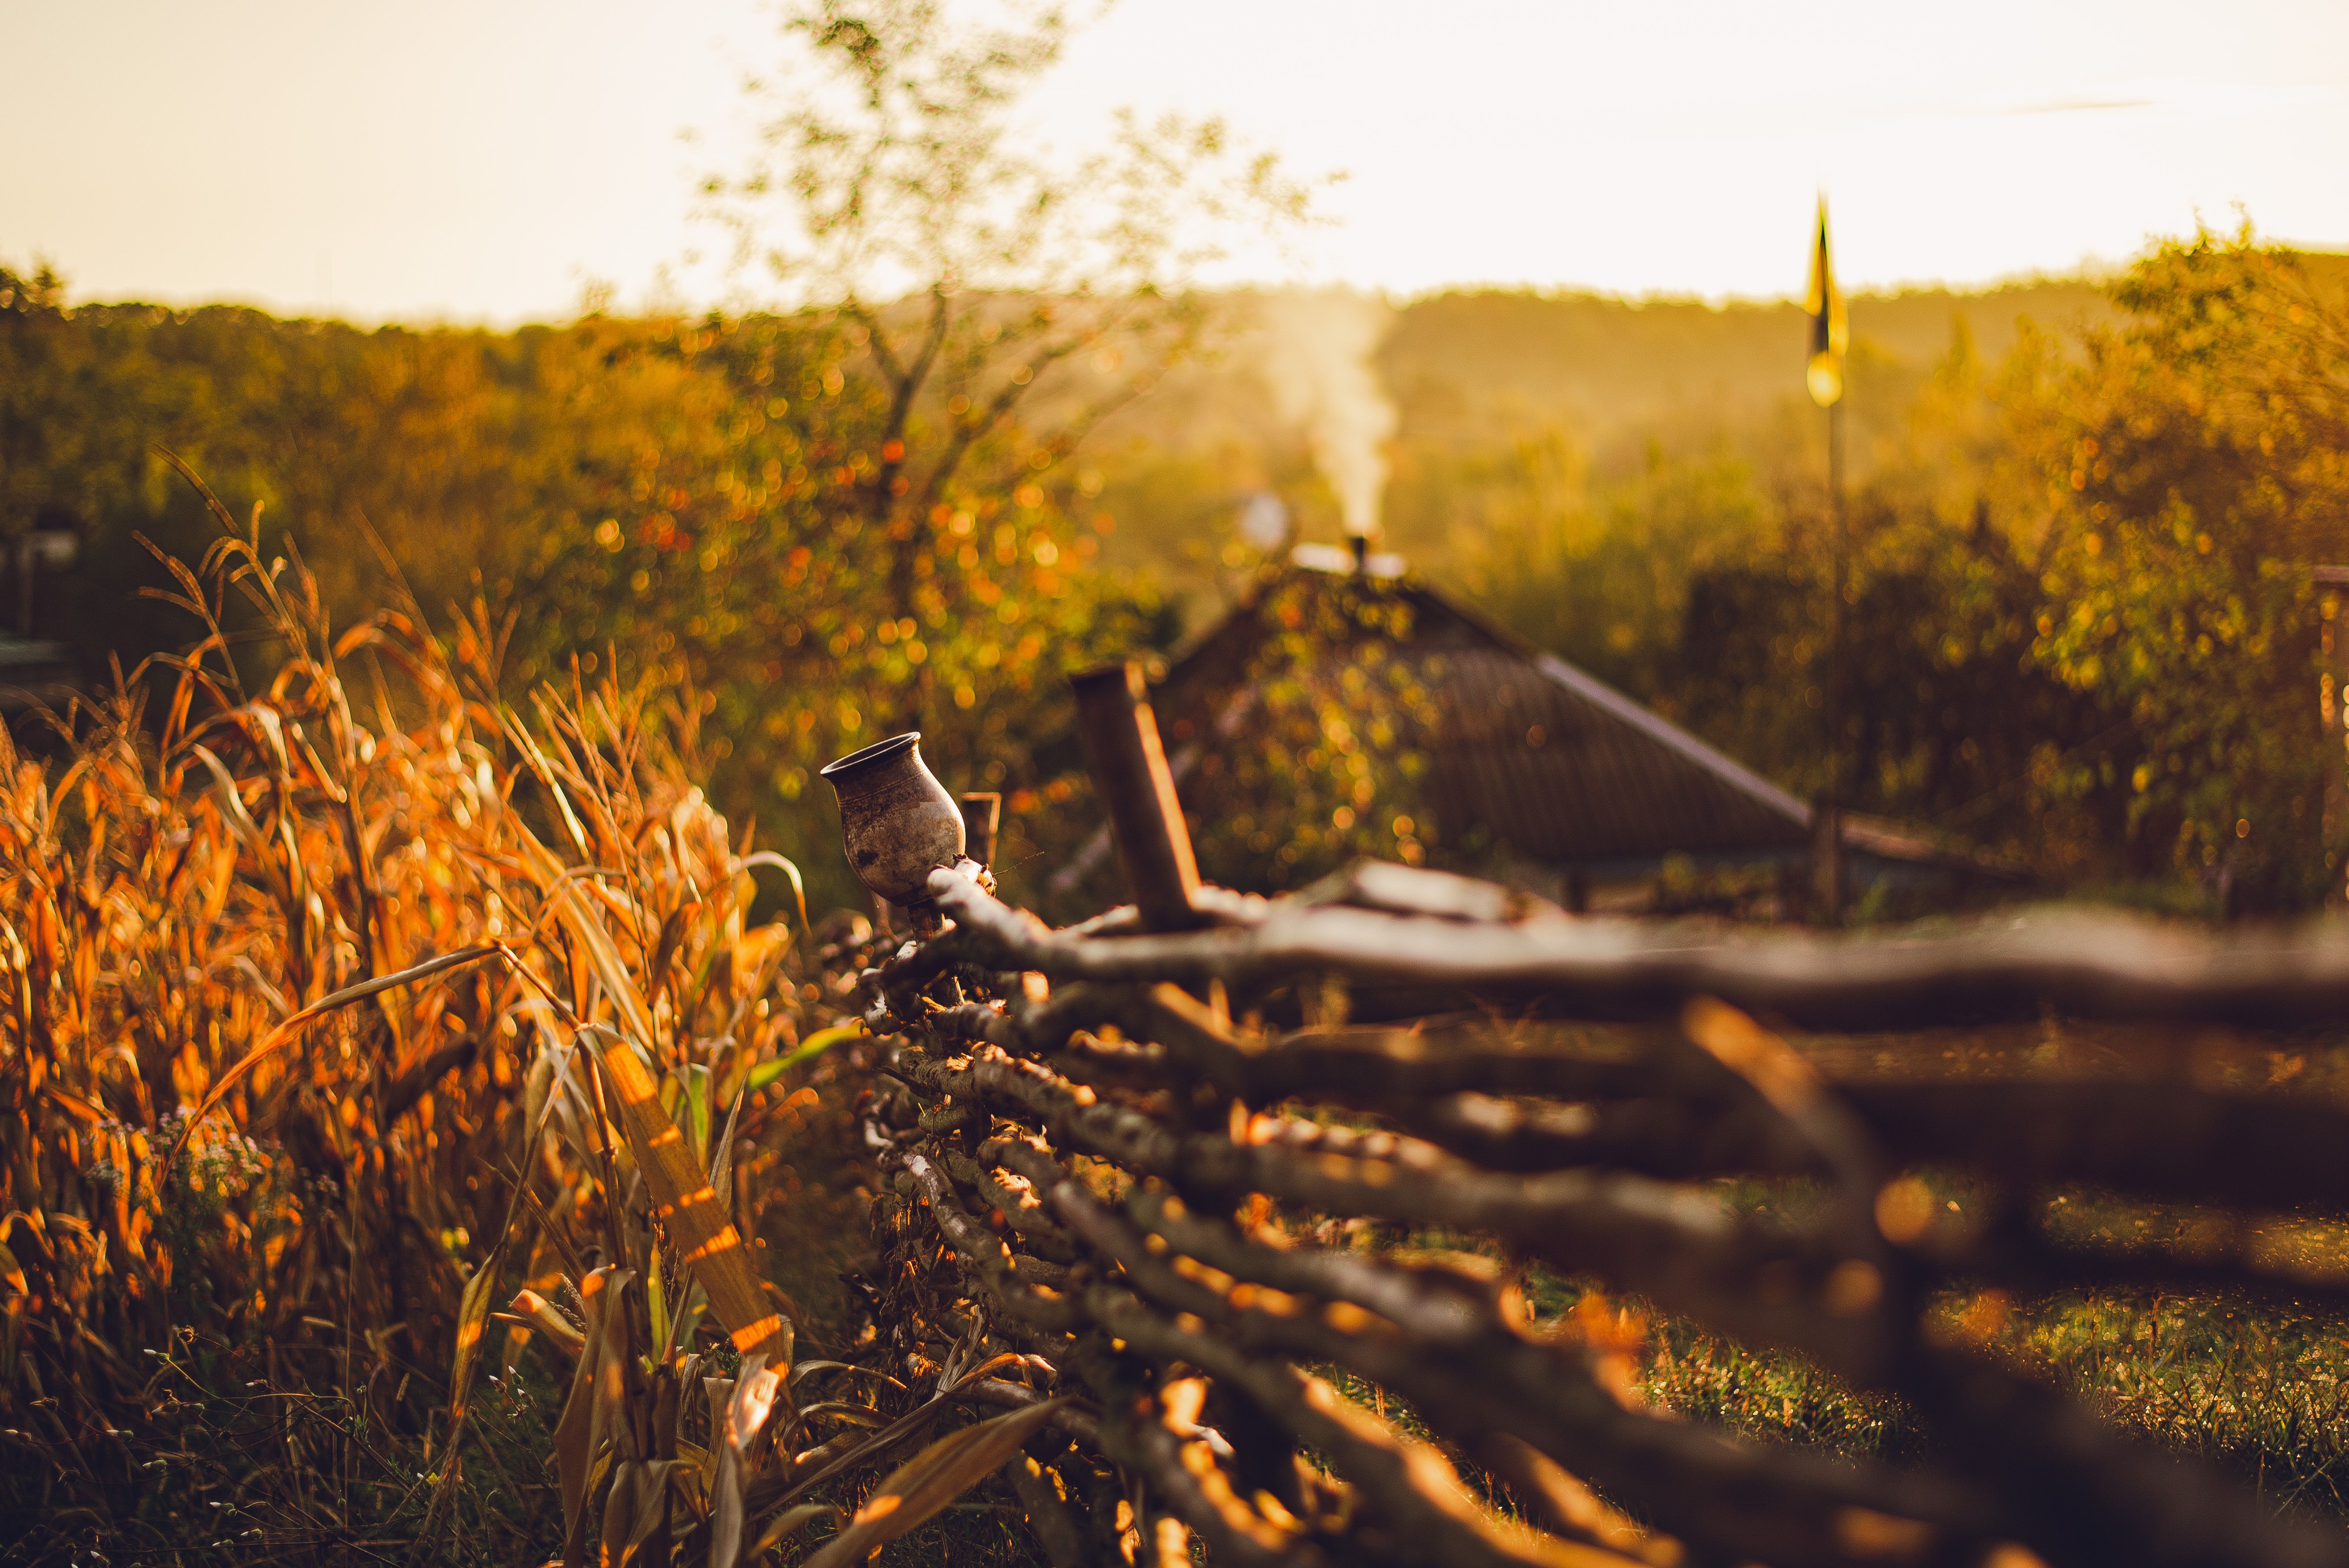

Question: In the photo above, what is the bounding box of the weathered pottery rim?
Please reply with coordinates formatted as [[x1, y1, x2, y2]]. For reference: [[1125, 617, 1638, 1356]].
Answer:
[[820, 731, 921, 780]]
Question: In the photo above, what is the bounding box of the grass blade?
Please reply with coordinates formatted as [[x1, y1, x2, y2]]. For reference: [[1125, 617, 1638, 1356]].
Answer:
[[798, 1397, 1067, 1568], [746, 1022, 865, 1094], [514, 822, 656, 1053]]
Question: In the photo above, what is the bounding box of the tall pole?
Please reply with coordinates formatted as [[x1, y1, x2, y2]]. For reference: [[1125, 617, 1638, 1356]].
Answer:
[[2318, 566, 2349, 904], [1814, 401, 1846, 922], [1804, 197, 1849, 924]]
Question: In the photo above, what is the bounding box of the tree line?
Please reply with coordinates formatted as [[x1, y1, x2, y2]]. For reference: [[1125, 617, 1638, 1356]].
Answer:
[[7, 230, 2349, 912]]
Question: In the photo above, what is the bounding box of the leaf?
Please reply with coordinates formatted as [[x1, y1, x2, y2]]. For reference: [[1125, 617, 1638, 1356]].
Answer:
[[513, 821, 657, 1053], [646, 1241, 671, 1360], [599, 1457, 682, 1568], [727, 1352, 788, 1453], [798, 1398, 1067, 1568], [190, 743, 290, 904], [512, 798, 784, 1361], [795, 1402, 893, 1430], [788, 1360, 908, 1393], [747, 1022, 865, 1093], [554, 1266, 638, 1562], [670, 1442, 713, 1520], [0, 1242, 23, 1297], [701, 1374, 735, 1480], [500, 1288, 587, 1359], [679, 1062, 713, 1172], [526, 1049, 558, 1163], [578, 1022, 789, 1362], [711, 1350, 787, 1568], [503, 714, 594, 860], [711, 1070, 750, 1214], [444, 1247, 504, 1432], [748, 1502, 843, 1560], [646, 900, 698, 1006], [166, 943, 505, 1171], [515, 822, 787, 1361], [726, 922, 797, 1003], [736, 850, 809, 933]]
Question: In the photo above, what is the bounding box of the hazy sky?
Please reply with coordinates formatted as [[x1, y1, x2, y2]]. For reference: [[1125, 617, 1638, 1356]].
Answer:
[[6, 0, 2345, 322]]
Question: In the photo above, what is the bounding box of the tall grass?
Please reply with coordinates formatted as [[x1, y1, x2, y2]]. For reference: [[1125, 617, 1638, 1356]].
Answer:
[[0, 492, 862, 1560]]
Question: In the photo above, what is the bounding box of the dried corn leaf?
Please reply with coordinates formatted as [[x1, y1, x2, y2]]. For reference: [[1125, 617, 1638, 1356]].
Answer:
[[515, 821, 656, 1051], [168, 942, 503, 1169], [727, 1351, 787, 1452], [710, 1349, 785, 1568], [798, 1402, 894, 1430], [600, 1457, 682, 1568], [555, 1266, 637, 1561], [578, 1024, 786, 1360], [190, 743, 288, 904], [503, 715, 593, 860], [748, 1502, 842, 1560], [677, 1062, 713, 1171], [798, 1397, 1067, 1568], [505, 1287, 587, 1359], [444, 1246, 504, 1431], [735, 850, 808, 933], [701, 1375, 735, 1490], [787, 1361, 908, 1393], [710, 1073, 749, 1213], [670, 1443, 712, 1521], [516, 822, 787, 1360]]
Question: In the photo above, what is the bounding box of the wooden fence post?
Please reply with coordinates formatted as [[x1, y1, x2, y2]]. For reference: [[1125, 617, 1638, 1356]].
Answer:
[[1070, 661, 1204, 931]]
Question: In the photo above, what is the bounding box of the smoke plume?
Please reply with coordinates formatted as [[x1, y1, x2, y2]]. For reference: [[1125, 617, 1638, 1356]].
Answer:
[[1255, 289, 1398, 541]]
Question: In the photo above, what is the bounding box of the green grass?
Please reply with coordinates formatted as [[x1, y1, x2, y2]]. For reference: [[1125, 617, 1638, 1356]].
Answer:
[[1513, 1172, 2349, 1530]]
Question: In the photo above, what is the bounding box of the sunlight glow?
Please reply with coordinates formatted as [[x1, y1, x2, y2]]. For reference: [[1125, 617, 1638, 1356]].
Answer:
[[0, 0, 2342, 320]]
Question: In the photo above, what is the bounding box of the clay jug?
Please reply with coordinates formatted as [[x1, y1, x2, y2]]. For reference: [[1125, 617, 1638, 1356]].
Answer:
[[821, 732, 964, 906]]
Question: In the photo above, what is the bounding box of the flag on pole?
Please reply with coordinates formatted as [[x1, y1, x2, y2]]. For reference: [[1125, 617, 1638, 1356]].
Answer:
[[1805, 197, 1848, 408]]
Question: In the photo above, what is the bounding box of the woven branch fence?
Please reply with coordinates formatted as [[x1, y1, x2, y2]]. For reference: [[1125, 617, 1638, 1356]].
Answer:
[[841, 665, 2349, 1568]]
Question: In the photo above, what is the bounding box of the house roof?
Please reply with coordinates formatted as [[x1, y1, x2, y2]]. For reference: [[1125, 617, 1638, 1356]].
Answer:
[[1160, 562, 1812, 864], [1376, 588, 1815, 864], [1051, 559, 2020, 898]]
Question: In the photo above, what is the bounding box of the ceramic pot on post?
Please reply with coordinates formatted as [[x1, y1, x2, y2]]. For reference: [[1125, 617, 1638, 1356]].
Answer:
[[820, 732, 965, 909]]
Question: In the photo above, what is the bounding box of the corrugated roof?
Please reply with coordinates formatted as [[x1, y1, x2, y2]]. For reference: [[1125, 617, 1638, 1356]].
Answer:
[[1051, 563, 2017, 899], [1160, 565, 1812, 866], [1417, 641, 1811, 861]]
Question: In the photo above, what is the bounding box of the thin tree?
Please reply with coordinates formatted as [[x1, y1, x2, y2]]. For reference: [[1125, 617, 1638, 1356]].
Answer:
[[704, 0, 1316, 728]]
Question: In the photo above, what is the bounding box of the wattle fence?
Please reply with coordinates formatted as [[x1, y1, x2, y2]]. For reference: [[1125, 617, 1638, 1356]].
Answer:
[[842, 663, 2349, 1568]]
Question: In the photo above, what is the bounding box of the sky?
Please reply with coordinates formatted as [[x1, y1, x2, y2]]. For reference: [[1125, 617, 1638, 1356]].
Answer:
[[4, 0, 2345, 323]]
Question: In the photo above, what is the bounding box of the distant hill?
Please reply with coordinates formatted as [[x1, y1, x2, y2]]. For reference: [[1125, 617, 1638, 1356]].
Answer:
[[1379, 278, 2117, 462], [1078, 274, 2127, 618]]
